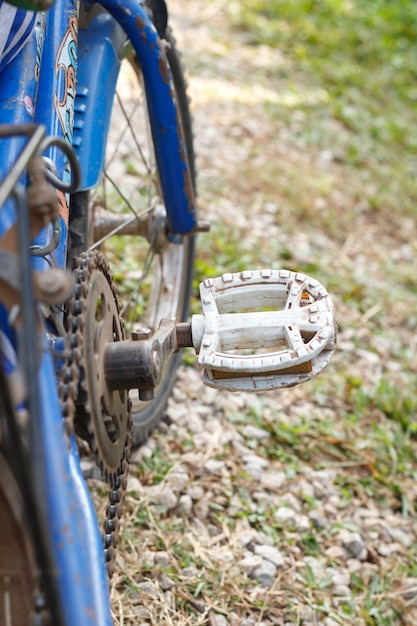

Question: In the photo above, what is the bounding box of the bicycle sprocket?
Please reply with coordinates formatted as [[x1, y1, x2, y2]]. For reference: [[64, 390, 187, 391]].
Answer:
[[63, 250, 131, 574], [66, 250, 132, 482]]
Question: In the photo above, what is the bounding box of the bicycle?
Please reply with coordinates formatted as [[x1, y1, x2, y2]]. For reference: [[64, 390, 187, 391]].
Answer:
[[0, 0, 337, 623]]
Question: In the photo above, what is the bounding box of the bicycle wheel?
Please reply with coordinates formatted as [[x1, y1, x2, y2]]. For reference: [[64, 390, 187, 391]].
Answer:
[[68, 29, 196, 447]]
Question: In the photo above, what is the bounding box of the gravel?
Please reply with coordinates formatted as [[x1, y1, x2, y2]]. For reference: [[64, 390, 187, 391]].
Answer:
[[98, 0, 417, 623], [105, 361, 417, 624]]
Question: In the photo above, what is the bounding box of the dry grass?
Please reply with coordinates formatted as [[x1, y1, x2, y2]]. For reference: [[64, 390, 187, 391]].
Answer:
[[102, 0, 417, 624]]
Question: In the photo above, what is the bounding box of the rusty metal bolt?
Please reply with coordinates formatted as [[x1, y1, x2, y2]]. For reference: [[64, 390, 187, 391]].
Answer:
[[132, 327, 152, 341], [36, 269, 74, 303], [38, 271, 61, 295], [139, 389, 154, 401]]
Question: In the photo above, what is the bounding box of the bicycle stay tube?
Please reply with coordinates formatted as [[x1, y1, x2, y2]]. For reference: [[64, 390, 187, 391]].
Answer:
[[0, 4, 113, 625], [34, 0, 79, 270], [89, 0, 197, 235], [33, 1, 114, 621], [0, 15, 45, 238]]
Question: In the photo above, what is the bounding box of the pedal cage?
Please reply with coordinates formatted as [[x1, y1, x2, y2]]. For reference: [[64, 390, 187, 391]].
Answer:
[[192, 269, 336, 392]]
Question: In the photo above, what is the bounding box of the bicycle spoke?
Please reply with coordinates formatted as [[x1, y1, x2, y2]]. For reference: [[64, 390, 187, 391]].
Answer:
[[114, 90, 152, 175]]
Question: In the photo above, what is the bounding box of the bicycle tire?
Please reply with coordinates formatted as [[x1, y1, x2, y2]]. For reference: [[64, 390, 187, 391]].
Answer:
[[68, 28, 196, 447]]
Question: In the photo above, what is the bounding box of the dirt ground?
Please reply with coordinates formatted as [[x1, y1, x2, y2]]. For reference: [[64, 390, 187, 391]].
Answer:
[[109, 1, 417, 624]]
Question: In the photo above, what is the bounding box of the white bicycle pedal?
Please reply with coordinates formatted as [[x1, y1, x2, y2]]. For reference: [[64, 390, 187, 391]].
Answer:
[[191, 269, 336, 392]]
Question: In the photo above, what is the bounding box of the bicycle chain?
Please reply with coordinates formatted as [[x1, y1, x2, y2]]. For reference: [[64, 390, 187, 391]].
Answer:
[[60, 250, 132, 576]]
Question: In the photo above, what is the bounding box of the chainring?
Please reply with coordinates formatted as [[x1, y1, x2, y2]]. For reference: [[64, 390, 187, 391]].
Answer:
[[66, 250, 132, 483]]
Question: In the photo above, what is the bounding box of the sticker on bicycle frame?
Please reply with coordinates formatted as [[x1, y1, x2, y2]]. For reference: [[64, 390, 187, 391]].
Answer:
[[35, 14, 46, 83], [24, 96, 35, 117], [54, 16, 78, 146]]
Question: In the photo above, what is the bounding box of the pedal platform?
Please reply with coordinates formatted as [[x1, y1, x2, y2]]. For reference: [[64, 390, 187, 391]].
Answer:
[[192, 269, 336, 392]]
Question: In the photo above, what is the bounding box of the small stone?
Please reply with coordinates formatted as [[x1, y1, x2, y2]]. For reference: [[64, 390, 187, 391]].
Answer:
[[346, 558, 362, 574], [311, 469, 336, 483], [193, 500, 209, 520], [187, 484, 204, 500], [253, 531, 275, 547], [204, 459, 225, 475], [245, 464, 263, 480], [137, 581, 158, 598], [298, 607, 315, 622], [243, 454, 269, 469], [229, 612, 240, 626], [155, 551, 170, 565], [237, 555, 263, 574], [164, 590, 175, 609], [333, 584, 351, 597], [274, 507, 296, 524], [158, 574, 175, 590], [181, 566, 198, 578], [376, 544, 392, 557], [298, 479, 315, 500], [166, 468, 190, 493], [211, 549, 234, 564], [313, 480, 330, 499], [178, 494, 193, 516], [181, 452, 205, 476], [389, 527, 413, 548], [324, 502, 338, 517], [251, 559, 277, 586], [295, 514, 310, 531], [254, 545, 285, 567], [242, 425, 270, 440], [213, 614, 229, 626], [325, 545, 345, 561], [309, 510, 329, 530], [281, 492, 302, 512], [327, 495, 340, 508], [153, 486, 178, 509], [220, 429, 237, 446], [80, 459, 95, 479], [132, 438, 156, 461], [239, 530, 257, 547], [252, 490, 274, 504], [126, 475, 143, 495], [260, 471, 286, 490], [192, 516, 208, 532], [304, 556, 324, 577], [339, 529, 368, 560], [187, 414, 204, 433], [330, 570, 350, 586]]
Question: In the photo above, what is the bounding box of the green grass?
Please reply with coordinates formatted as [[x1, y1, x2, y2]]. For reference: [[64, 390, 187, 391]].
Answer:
[[224, 0, 417, 224], [228, 0, 417, 148], [112, 2, 417, 624]]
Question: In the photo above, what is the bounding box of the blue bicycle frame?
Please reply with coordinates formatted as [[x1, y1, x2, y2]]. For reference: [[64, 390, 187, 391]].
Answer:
[[0, 0, 197, 623]]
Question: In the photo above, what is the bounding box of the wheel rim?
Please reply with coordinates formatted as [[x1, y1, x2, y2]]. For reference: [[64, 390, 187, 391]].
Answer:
[[87, 53, 192, 425], [88, 56, 188, 334]]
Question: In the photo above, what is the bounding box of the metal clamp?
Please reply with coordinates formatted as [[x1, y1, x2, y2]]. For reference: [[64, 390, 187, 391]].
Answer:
[[192, 269, 336, 391]]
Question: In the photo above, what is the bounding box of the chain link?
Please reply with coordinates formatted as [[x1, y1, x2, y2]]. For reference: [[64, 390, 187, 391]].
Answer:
[[59, 250, 132, 576]]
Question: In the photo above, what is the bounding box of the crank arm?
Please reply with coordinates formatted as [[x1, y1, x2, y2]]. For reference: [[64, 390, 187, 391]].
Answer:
[[104, 318, 179, 401]]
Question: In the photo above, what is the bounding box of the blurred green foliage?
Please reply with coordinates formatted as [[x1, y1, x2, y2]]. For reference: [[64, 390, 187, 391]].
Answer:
[[229, 0, 417, 151]]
